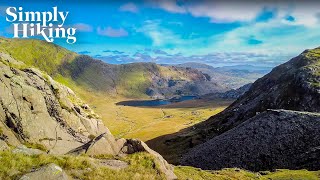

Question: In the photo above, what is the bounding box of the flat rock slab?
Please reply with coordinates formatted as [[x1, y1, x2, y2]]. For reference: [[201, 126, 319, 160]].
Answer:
[[12, 145, 45, 156], [98, 159, 129, 170], [19, 163, 70, 180]]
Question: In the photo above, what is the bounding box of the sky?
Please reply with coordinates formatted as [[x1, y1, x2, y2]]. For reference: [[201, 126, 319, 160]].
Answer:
[[1, 0, 320, 67]]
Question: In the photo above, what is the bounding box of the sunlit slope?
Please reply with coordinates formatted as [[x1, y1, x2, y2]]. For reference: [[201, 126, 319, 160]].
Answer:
[[0, 37, 226, 99], [0, 37, 77, 76]]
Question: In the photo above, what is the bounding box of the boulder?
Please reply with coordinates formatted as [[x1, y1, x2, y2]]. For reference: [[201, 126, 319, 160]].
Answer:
[[121, 139, 177, 180], [67, 133, 125, 156], [19, 163, 70, 180], [12, 145, 45, 156]]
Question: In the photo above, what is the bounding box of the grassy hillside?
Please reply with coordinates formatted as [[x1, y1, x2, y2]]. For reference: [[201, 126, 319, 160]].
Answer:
[[1, 150, 319, 180], [0, 37, 224, 99], [0, 37, 77, 76]]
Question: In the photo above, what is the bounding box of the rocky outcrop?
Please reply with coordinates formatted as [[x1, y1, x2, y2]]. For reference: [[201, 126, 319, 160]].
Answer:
[[0, 52, 123, 154], [197, 48, 320, 141], [120, 139, 177, 180], [0, 140, 9, 151], [0, 52, 177, 179], [19, 163, 70, 180], [67, 137, 177, 179], [178, 48, 320, 171], [182, 110, 320, 171], [13, 145, 45, 156]]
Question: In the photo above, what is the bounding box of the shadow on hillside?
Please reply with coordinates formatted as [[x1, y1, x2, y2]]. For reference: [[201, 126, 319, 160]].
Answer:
[[145, 126, 193, 165]]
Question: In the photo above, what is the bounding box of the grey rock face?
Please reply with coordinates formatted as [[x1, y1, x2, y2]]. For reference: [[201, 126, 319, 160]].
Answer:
[[202, 49, 320, 138], [19, 163, 70, 180], [0, 140, 9, 151], [177, 49, 320, 151], [12, 145, 45, 156], [68, 137, 177, 180], [182, 110, 320, 171], [0, 53, 123, 155]]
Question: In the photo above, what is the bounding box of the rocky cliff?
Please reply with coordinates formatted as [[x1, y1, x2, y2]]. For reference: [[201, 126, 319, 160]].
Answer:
[[0, 52, 176, 179], [182, 109, 320, 171], [191, 48, 320, 144]]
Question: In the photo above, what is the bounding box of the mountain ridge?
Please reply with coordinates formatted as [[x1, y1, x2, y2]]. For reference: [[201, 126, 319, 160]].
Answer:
[[147, 47, 320, 167], [178, 47, 320, 170], [0, 37, 228, 99]]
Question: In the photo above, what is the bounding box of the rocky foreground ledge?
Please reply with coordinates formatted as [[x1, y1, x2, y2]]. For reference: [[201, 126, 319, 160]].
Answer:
[[182, 109, 320, 171], [0, 53, 176, 179]]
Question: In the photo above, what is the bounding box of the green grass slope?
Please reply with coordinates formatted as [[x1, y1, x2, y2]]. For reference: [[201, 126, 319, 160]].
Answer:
[[0, 37, 77, 76], [0, 37, 221, 99], [1, 150, 319, 180]]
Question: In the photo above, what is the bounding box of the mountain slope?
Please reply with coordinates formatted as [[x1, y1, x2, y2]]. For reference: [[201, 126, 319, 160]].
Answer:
[[0, 52, 176, 179], [151, 48, 320, 166], [182, 110, 320, 171], [64, 56, 227, 99], [178, 48, 320, 170], [0, 37, 227, 99], [194, 48, 320, 139]]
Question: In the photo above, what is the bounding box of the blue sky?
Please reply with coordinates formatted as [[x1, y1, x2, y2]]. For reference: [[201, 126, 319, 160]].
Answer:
[[1, 0, 320, 67]]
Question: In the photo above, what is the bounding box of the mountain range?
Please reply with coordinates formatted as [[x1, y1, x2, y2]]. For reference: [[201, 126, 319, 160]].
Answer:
[[173, 62, 269, 89], [0, 37, 237, 100]]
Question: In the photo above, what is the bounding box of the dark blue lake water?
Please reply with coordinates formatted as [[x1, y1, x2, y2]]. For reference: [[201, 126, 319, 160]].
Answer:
[[116, 95, 197, 107]]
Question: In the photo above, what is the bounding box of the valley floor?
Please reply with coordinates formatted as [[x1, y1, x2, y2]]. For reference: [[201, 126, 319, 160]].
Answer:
[[75, 91, 232, 142]]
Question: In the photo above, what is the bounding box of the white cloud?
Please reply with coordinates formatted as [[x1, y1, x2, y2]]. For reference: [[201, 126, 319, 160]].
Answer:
[[149, 0, 320, 26], [282, 1, 320, 27], [147, 0, 186, 13], [119, 2, 139, 13], [97, 27, 128, 37], [204, 17, 320, 59], [73, 23, 93, 32], [137, 20, 183, 46], [186, 1, 264, 23]]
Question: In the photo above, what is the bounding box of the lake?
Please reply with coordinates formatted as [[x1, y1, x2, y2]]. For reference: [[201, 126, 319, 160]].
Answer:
[[116, 95, 198, 107]]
